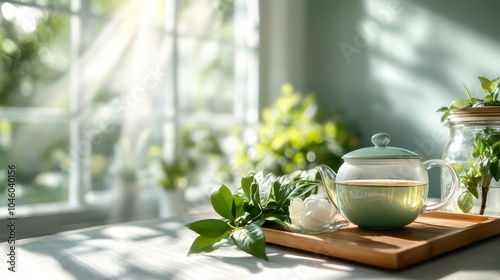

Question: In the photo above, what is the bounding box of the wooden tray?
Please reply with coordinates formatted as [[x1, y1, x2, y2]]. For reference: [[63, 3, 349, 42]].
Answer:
[[263, 211, 500, 270]]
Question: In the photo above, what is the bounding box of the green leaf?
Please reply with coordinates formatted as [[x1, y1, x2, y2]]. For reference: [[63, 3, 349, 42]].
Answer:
[[485, 95, 494, 102], [253, 217, 267, 227], [264, 200, 279, 211], [211, 184, 236, 220], [187, 235, 228, 255], [264, 213, 290, 226], [489, 133, 500, 142], [440, 110, 450, 123], [243, 200, 261, 218], [437, 106, 451, 123], [457, 191, 474, 213], [253, 170, 264, 185], [232, 195, 246, 218], [272, 175, 289, 202], [481, 139, 488, 154], [230, 223, 268, 261], [274, 173, 300, 203], [450, 98, 473, 109], [463, 83, 472, 99], [491, 140, 500, 157], [490, 161, 500, 181], [465, 180, 479, 199], [250, 180, 262, 209], [479, 76, 494, 94], [436, 106, 450, 113], [281, 180, 319, 205], [453, 164, 466, 173], [259, 174, 273, 207], [241, 173, 255, 199], [186, 219, 232, 238]]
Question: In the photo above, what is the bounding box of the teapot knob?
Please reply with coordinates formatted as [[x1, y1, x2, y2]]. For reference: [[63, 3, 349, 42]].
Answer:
[[371, 133, 390, 147]]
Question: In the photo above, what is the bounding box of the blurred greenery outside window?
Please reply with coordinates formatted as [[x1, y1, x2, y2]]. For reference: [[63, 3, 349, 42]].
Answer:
[[0, 0, 259, 212], [235, 84, 358, 177]]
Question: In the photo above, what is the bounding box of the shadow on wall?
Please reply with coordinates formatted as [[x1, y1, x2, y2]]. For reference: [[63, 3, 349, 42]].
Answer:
[[304, 0, 500, 197]]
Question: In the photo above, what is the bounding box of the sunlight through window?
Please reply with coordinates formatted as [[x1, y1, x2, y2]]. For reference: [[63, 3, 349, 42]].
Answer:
[[0, 0, 259, 223]]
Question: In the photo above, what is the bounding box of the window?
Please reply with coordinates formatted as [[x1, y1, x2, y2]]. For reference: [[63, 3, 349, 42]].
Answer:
[[0, 0, 259, 225]]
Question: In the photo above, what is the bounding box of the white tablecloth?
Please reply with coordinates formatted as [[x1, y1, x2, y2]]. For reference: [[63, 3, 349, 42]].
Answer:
[[2, 213, 500, 279]]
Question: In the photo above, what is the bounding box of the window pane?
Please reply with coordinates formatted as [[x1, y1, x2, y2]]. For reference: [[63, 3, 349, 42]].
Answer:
[[89, 123, 122, 192], [0, 121, 69, 206], [178, 0, 234, 40], [90, 0, 123, 15], [15, 0, 71, 8], [0, 3, 70, 108], [78, 8, 132, 108], [90, 0, 165, 29], [177, 122, 235, 207], [178, 38, 235, 114], [81, 1, 170, 109]]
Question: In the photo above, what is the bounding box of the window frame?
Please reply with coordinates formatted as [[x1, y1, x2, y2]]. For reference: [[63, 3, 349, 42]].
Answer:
[[0, 0, 260, 240]]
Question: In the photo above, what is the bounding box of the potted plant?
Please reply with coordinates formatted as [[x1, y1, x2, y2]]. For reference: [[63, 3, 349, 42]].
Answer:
[[156, 125, 232, 217], [438, 76, 500, 215], [109, 130, 153, 221], [234, 84, 358, 176]]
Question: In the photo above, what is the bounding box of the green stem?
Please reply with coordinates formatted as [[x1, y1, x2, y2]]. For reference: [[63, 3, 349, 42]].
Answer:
[[463, 83, 473, 99], [479, 174, 492, 215], [480, 186, 489, 215]]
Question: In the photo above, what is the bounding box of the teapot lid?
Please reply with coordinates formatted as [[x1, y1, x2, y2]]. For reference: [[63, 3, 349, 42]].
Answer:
[[342, 133, 420, 159]]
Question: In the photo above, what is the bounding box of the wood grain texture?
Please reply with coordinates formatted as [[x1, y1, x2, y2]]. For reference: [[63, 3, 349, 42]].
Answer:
[[263, 211, 500, 269]]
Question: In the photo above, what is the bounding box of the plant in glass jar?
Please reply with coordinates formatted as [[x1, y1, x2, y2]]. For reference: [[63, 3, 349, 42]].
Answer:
[[438, 76, 500, 215]]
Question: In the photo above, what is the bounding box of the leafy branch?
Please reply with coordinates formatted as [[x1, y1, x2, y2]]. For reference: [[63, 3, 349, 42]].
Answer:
[[186, 170, 320, 260], [455, 131, 500, 214], [437, 76, 500, 123]]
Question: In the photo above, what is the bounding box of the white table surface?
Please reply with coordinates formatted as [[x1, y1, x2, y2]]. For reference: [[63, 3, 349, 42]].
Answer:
[[2, 213, 500, 280]]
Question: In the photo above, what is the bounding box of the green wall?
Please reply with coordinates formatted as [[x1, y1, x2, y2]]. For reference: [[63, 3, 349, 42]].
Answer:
[[304, 0, 500, 197]]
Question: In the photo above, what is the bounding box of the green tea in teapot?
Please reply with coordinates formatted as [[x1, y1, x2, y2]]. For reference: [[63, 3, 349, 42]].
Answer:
[[332, 180, 428, 229]]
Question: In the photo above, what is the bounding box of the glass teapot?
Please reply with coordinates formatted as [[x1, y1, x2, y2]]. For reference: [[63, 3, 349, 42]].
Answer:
[[316, 133, 460, 229]]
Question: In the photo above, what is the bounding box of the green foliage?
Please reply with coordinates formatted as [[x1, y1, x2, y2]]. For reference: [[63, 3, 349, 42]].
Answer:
[[186, 170, 320, 260], [438, 75, 500, 214], [187, 219, 232, 237], [457, 191, 474, 214], [0, 3, 69, 106], [159, 126, 230, 190], [437, 76, 500, 123], [0, 3, 72, 204], [455, 131, 500, 214], [188, 235, 228, 255], [235, 84, 358, 176]]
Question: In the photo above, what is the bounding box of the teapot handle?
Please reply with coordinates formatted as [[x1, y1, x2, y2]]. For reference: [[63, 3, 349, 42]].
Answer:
[[315, 164, 339, 209], [422, 159, 460, 212]]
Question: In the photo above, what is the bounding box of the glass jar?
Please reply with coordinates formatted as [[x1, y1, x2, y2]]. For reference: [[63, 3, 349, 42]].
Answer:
[[441, 107, 500, 216]]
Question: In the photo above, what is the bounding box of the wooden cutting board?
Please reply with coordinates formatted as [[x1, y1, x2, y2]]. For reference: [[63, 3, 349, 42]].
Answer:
[[263, 211, 500, 270]]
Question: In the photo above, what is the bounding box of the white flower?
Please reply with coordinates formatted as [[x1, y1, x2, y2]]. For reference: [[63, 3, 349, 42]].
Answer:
[[289, 196, 337, 232]]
